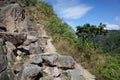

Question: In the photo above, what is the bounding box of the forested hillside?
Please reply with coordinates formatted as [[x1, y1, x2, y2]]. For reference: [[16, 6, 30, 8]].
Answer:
[[96, 30, 120, 54]]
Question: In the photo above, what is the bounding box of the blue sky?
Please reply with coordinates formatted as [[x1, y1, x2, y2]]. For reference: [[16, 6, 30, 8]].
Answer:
[[44, 0, 120, 30]]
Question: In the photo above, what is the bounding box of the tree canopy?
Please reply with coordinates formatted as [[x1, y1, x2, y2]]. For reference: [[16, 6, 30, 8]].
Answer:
[[76, 23, 108, 49]]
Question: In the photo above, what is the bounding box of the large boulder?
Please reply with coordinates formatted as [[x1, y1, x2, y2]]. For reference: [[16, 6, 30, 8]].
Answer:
[[56, 55, 75, 69], [19, 63, 42, 80], [0, 3, 28, 32], [0, 32, 27, 46], [41, 53, 58, 66]]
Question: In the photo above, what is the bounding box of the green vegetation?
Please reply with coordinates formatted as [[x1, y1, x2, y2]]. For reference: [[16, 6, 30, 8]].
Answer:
[[95, 30, 120, 54], [25, 1, 120, 80], [76, 23, 107, 49]]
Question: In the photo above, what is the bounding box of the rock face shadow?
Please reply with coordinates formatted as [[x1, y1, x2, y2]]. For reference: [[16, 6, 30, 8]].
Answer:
[[17, 48, 30, 55]]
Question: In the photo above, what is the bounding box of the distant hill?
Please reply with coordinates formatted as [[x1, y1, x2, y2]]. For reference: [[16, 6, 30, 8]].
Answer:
[[96, 30, 120, 53]]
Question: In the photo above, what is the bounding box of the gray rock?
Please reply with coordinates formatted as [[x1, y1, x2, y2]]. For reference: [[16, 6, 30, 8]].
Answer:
[[67, 69, 83, 80], [0, 39, 7, 73], [52, 67, 61, 77], [19, 63, 42, 80], [43, 67, 60, 77], [29, 42, 43, 54], [43, 67, 53, 75], [0, 32, 27, 46], [0, 70, 10, 80], [59, 72, 70, 80], [29, 55, 43, 64], [6, 41, 16, 62], [13, 62, 23, 74], [0, 39, 10, 80], [41, 53, 58, 66], [56, 55, 75, 69], [7, 50, 16, 63], [23, 35, 38, 46], [5, 41, 16, 50], [42, 76, 54, 80]]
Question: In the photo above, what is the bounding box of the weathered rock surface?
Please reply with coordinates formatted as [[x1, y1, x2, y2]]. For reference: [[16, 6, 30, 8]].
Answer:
[[6, 41, 16, 62], [56, 55, 75, 69], [29, 55, 43, 64], [0, 32, 27, 46], [0, 39, 7, 73], [0, 39, 11, 80], [29, 42, 43, 54], [0, 3, 27, 32], [52, 67, 61, 77], [0, 70, 10, 80], [23, 35, 38, 46], [67, 69, 83, 80], [13, 62, 23, 74], [19, 63, 42, 80], [41, 53, 58, 66]]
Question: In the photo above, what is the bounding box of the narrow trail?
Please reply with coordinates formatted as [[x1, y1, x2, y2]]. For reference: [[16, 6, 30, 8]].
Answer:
[[37, 23, 95, 80]]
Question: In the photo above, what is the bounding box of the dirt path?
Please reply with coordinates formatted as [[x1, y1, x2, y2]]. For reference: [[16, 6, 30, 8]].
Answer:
[[37, 23, 95, 80], [75, 63, 95, 80], [37, 24, 56, 53]]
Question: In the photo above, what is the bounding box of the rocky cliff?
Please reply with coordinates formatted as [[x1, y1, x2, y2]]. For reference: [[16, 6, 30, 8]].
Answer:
[[0, 1, 95, 80]]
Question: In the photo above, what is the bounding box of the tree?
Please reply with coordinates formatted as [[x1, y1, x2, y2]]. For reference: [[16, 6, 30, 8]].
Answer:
[[76, 23, 107, 49]]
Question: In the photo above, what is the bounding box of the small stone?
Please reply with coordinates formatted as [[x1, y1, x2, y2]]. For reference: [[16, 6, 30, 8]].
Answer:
[[16, 56, 22, 61], [17, 50, 22, 56], [52, 67, 61, 77]]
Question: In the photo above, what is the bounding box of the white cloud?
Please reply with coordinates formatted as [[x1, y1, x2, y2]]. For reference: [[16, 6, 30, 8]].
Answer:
[[105, 23, 120, 30], [53, 0, 92, 20], [59, 6, 92, 19]]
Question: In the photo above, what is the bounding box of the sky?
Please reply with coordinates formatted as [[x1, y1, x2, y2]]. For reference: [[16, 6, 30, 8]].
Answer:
[[44, 0, 120, 30]]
